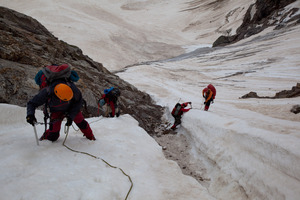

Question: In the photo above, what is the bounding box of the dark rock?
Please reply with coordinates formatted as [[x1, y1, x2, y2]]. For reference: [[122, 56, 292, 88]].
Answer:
[[291, 105, 300, 114], [240, 92, 259, 99], [0, 6, 163, 135], [274, 83, 300, 98], [240, 83, 300, 99], [213, 0, 299, 47]]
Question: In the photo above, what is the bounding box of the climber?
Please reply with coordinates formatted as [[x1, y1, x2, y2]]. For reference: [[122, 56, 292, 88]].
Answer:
[[99, 87, 121, 117], [26, 78, 96, 141], [202, 84, 216, 111], [170, 102, 192, 130]]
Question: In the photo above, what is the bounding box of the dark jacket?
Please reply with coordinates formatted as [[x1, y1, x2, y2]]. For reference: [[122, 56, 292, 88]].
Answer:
[[27, 79, 83, 120]]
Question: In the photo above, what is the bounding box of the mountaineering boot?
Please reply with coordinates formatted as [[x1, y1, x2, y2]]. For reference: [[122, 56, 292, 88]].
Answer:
[[39, 130, 60, 141], [39, 130, 50, 141], [204, 105, 209, 111], [171, 125, 176, 130], [77, 121, 95, 140], [82, 123, 96, 140], [84, 131, 96, 140]]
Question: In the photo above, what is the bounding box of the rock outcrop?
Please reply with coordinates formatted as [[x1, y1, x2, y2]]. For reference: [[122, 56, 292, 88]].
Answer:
[[240, 83, 300, 99], [291, 105, 300, 114], [0, 6, 163, 135], [213, 0, 300, 47]]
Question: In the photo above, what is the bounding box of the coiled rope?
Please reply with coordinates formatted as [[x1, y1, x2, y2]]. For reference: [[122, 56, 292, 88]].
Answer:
[[61, 119, 133, 200]]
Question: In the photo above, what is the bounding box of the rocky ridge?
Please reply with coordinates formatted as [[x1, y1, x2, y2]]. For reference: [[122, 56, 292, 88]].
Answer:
[[213, 0, 300, 47]]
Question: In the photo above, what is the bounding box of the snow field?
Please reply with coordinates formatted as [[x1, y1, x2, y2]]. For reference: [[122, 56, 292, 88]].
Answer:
[[116, 24, 300, 199]]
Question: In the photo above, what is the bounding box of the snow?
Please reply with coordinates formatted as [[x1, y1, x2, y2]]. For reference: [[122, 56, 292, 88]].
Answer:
[[1, 0, 254, 71], [116, 25, 300, 199], [0, 104, 213, 200], [1, 0, 300, 200]]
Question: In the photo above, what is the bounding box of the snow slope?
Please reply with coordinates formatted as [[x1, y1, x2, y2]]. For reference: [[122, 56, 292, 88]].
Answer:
[[0, 104, 214, 200], [117, 24, 300, 200]]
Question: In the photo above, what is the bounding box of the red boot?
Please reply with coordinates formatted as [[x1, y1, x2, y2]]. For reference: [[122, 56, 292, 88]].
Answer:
[[204, 105, 209, 111], [171, 124, 176, 130], [39, 130, 60, 141], [82, 123, 96, 140]]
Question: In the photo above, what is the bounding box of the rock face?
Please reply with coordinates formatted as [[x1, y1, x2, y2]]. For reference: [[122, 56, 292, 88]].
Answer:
[[0, 6, 163, 135], [213, 0, 300, 47], [240, 83, 300, 99]]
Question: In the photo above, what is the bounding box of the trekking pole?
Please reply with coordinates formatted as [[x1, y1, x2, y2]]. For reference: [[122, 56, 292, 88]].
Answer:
[[33, 124, 39, 146], [200, 98, 205, 110], [63, 124, 70, 146]]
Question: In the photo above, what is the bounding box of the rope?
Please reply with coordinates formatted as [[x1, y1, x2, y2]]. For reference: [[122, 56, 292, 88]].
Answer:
[[62, 124, 133, 200], [37, 116, 105, 132]]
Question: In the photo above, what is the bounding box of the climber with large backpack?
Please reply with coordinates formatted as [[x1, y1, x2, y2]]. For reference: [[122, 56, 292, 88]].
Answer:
[[34, 64, 80, 131], [26, 64, 96, 141], [99, 87, 121, 117], [170, 102, 192, 130], [202, 84, 216, 111]]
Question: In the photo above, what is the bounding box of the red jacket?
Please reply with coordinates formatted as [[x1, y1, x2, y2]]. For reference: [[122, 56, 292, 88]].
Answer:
[[171, 102, 191, 117]]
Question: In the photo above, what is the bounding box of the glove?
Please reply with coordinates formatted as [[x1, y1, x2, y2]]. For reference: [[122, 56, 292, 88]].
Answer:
[[26, 115, 37, 126], [66, 117, 73, 126], [99, 99, 106, 107], [204, 102, 206, 105]]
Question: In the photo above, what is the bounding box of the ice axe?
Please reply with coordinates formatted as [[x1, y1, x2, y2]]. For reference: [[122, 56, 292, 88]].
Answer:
[[33, 124, 39, 146]]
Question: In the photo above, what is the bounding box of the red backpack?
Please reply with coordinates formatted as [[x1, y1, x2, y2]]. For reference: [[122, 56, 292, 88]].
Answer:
[[207, 84, 216, 99], [34, 64, 79, 89]]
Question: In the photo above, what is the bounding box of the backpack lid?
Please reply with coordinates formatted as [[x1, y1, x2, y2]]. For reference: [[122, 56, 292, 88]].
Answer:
[[207, 84, 216, 98], [42, 64, 71, 83], [175, 103, 181, 108], [104, 87, 114, 94]]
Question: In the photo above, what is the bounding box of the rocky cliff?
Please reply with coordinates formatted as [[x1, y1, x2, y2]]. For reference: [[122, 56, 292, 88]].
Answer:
[[0, 6, 163, 135], [213, 0, 300, 47]]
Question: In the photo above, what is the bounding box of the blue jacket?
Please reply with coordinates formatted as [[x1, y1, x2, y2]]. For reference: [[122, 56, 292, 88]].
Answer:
[[27, 79, 83, 120]]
